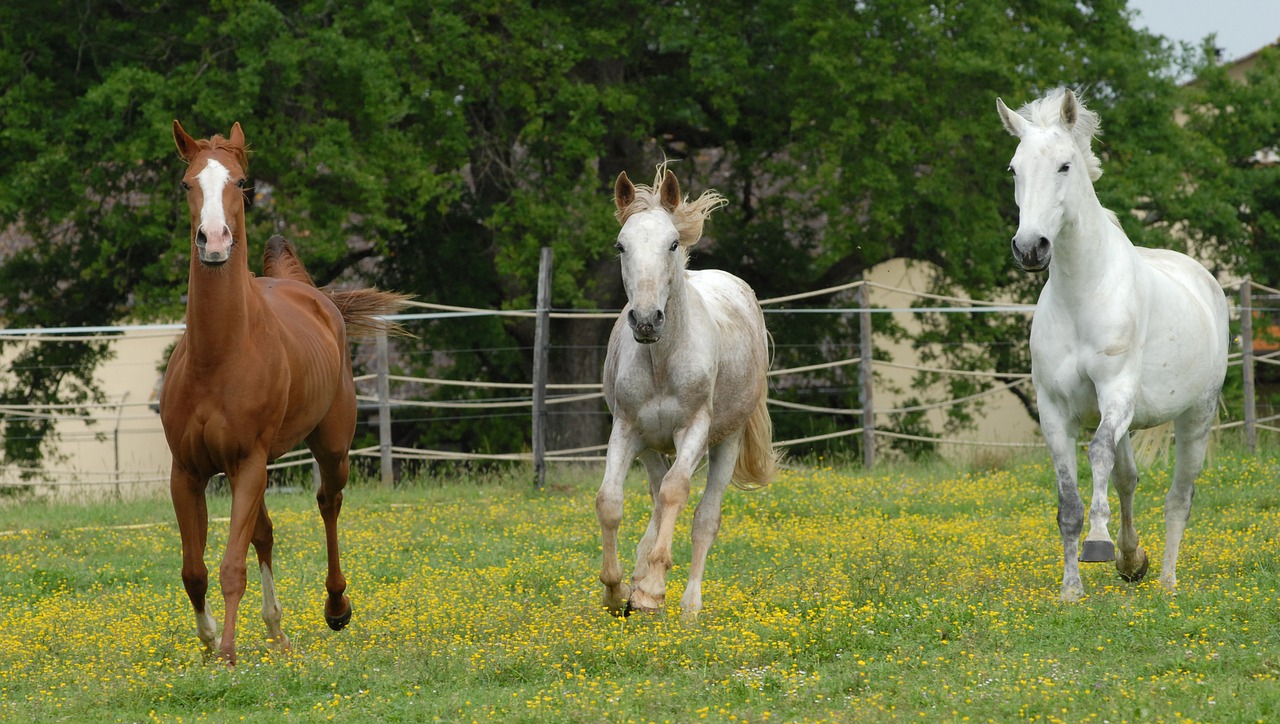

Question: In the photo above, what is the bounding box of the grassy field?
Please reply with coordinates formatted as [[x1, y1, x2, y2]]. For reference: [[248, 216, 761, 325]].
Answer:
[[2, 449, 1279, 722]]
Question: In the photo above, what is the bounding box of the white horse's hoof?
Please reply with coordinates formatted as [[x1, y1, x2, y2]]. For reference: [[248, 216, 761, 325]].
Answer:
[[627, 588, 664, 614], [1080, 540, 1115, 562], [602, 583, 632, 616], [1117, 547, 1149, 582]]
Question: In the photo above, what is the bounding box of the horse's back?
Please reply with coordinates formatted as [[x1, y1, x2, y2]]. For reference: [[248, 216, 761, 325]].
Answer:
[[1136, 247, 1230, 369], [1132, 248, 1229, 425]]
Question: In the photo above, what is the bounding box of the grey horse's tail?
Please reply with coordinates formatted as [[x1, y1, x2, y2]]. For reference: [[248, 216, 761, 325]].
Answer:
[[731, 391, 780, 490]]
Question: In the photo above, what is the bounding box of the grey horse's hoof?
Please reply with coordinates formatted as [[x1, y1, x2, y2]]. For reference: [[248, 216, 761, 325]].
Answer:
[[1080, 540, 1115, 562], [1118, 549, 1150, 583]]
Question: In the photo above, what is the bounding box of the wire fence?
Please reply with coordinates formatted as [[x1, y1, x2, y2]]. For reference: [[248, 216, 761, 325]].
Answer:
[[1, 269, 1274, 492]]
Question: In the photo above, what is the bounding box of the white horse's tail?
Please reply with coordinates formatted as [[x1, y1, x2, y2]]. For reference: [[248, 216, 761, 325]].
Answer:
[[1131, 422, 1173, 468], [1131, 399, 1221, 468], [731, 394, 780, 490]]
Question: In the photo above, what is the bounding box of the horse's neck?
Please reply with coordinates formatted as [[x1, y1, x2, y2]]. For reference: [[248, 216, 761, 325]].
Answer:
[[1049, 198, 1136, 297], [184, 258, 260, 358], [644, 273, 696, 364]]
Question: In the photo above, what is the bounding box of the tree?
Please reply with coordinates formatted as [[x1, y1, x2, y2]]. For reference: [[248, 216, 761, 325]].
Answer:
[[0, 0, 1219, 466]]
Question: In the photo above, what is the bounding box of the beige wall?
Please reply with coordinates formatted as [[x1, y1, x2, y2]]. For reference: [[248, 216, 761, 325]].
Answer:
[[0, 328, 177, 499], [865, 258, 1041, 460]]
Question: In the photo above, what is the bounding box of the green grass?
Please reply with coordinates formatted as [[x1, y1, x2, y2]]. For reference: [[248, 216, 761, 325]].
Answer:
[[2, 450, 1280, 722]]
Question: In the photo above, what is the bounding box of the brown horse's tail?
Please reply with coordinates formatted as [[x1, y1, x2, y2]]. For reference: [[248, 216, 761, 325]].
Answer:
[[731, 391, 781, 491], [263, 234, 413, 339]]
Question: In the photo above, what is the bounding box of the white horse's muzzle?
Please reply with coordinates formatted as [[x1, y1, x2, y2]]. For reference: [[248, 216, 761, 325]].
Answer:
[[1012, 234, 1051, 272], [628, 308, 664, 344]]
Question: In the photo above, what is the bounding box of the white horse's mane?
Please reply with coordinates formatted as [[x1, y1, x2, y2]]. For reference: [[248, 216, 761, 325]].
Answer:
[[1015, 87, 1104, 182], [614, 162, 727, 248]]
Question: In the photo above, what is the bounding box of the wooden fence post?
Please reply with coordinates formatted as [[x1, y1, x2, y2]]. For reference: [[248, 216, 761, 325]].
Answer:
[[1241, 281, 1256, 453], [376, 329, 393, 487], [858, 274, 876, 469], [532, 247, 554, 489]]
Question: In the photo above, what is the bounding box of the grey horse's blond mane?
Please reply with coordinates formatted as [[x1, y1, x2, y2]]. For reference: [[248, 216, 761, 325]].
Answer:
[[1015, 87, 1104, 182], [614, 162, 727, 248]]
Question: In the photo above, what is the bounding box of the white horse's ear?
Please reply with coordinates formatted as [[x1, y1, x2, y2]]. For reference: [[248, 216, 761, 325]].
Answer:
[[659, 169, 680, 212], [614, 171, 635, 214], [173, 120, 199, 161], [996, 97, 1026, 137], [1061, 89, 1078, 129]]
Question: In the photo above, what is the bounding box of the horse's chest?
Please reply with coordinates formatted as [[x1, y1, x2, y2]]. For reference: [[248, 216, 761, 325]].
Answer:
[[612, 369, 711, 450]]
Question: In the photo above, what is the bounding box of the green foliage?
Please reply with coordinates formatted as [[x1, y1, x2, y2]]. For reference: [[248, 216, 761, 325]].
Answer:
[[1, 0, 1271, 462]]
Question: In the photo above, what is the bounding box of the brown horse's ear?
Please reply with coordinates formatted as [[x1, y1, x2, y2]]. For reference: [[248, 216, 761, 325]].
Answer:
[[228, 122, 245, 148], [614, 171, 635, 214], [173, 120, 199, 161], [659, 168, 680, 212]]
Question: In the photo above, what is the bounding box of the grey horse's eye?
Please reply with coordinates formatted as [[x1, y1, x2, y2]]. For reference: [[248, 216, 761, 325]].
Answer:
[[669, 241, 678, 252], [1058, 162, 1071, 173]]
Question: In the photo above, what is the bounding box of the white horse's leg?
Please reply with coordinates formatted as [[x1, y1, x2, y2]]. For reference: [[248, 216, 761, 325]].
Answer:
[[1162, 405, 1214, 592], [629, 413, 711, 614], [1040, 408, 1085, 601], [681, 434, 739, 619], [630, 450, 669, 594], [1112, 434, 1149, 582], [1082, 396, 1136, 562], [1081, 425, 1118, 562], [596, 420, 642, 615]]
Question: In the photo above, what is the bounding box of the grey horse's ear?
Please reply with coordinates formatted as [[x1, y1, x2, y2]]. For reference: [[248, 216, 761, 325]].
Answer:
[[659, 169, 680, 212], [996, 97, 1026, 138], [1061, 88, 1078, 129], [614, 171, 635, 214]]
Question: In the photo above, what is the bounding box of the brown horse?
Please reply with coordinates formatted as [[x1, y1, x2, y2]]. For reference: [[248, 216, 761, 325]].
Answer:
[[162, 120, 408, 665]]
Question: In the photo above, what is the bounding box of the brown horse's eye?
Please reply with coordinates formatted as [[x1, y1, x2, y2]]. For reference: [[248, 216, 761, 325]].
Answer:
[[236, 178, 246, 188], [180, 181, 191, 191]]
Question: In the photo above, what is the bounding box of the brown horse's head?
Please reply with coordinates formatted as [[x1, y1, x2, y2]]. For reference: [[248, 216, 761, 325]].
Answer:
[[173, 120, 249, 267]]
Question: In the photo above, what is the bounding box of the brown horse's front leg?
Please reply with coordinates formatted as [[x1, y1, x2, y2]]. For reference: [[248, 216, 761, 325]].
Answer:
[[170, 464, 217, 657], [218, 459, 269, 666]]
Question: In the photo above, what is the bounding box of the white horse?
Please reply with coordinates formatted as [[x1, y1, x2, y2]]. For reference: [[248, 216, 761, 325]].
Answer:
[[596, 165, 779, 618], [996, 88, 1229, 601]]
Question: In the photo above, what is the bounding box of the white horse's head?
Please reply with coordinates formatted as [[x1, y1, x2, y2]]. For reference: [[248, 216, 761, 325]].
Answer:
[[613, 166, 725, 344], [995, 88, 1104, 272]]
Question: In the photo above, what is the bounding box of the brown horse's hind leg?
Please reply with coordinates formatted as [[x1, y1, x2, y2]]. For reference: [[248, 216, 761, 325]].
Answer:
[[252, 503, 290, 651], [310, 438, 353, 631], [171, 464, 217, 657]]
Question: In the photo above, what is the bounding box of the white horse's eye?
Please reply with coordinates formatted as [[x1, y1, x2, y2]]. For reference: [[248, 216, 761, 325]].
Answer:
[[669, 240, 679, 252], [615, 242, 625, 253], [1058, 162, 1071, 173], [1007, 166, 1016, 177]]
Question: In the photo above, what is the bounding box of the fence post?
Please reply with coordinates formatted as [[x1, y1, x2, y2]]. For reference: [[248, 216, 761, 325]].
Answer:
[[376, 329, 393, 487], [857, 274, 876, 469], [532, 247, 554, 489], [1241, 281, 1256, 453]]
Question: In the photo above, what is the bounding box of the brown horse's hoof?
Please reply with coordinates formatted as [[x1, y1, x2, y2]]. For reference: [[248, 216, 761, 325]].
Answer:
[[325, 597, 353, 631], [1080, 540, 1115, 562]]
